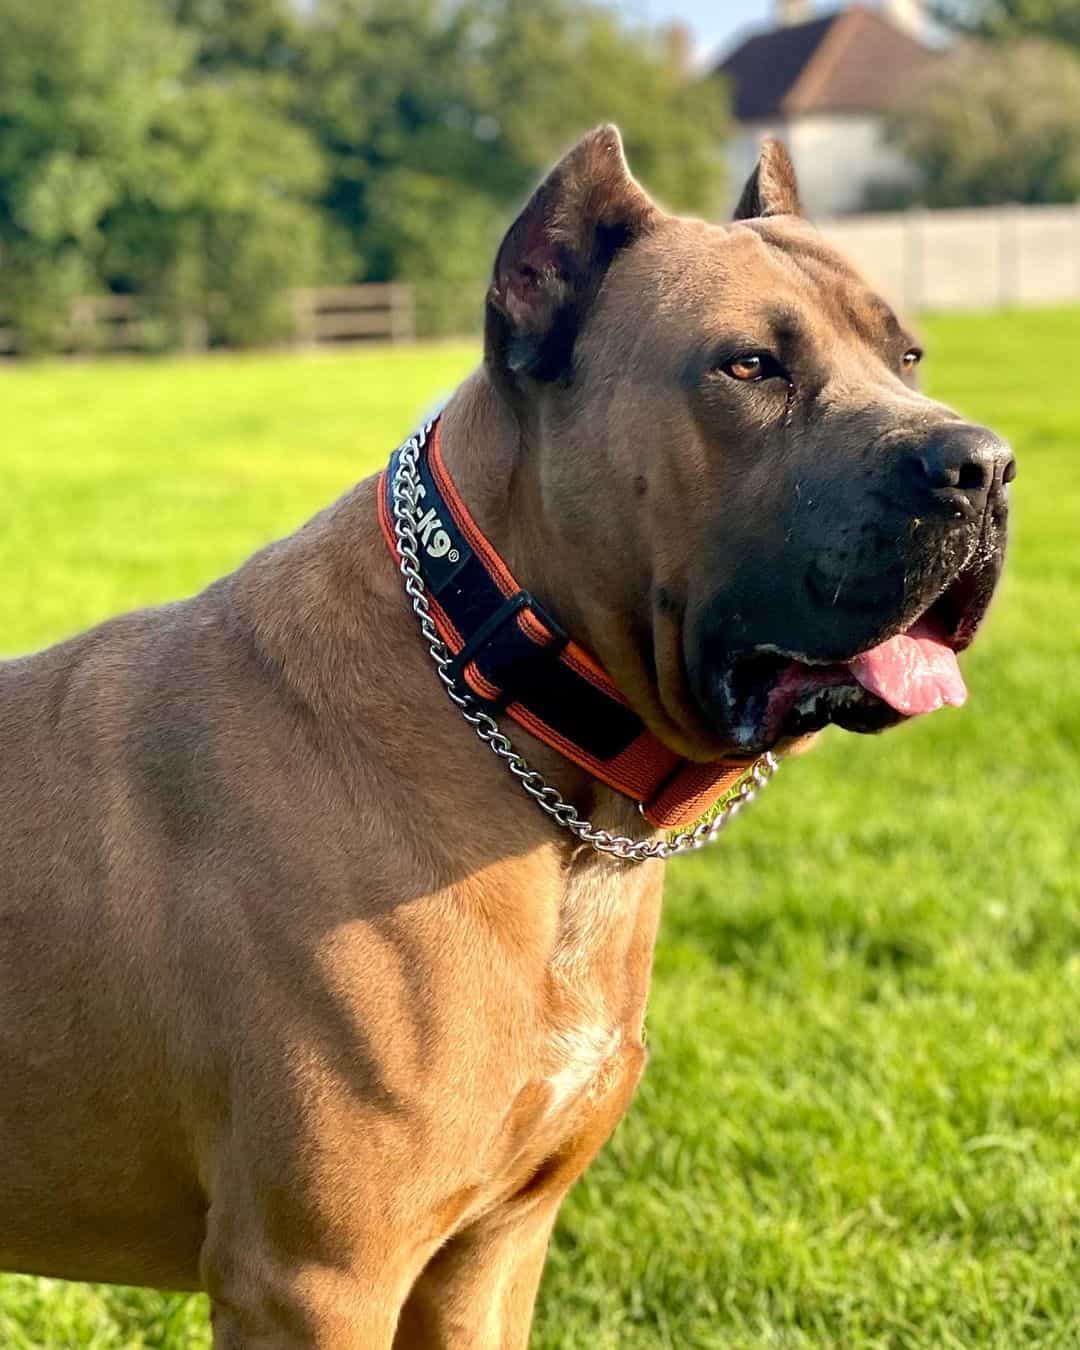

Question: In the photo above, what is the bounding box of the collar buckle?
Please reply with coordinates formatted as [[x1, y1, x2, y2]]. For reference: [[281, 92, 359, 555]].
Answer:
[[446, 589, 568, 713]]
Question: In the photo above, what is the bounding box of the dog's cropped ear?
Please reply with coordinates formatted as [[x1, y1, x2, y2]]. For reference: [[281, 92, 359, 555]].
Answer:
[[486, 125, 657, 387], [733, 138, 802, 221]]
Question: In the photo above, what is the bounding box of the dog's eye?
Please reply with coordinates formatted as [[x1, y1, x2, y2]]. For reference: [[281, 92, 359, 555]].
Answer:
[[901, 347, 923, 372], [723, 352, 784, 383]]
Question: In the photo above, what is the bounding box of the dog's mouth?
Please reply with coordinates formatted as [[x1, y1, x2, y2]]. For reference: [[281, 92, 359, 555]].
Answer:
[[718, 559, 999, 753]]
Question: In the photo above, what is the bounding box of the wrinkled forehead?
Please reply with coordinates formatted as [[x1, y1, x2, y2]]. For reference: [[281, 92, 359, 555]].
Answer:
[[597, 213, 912, 361]]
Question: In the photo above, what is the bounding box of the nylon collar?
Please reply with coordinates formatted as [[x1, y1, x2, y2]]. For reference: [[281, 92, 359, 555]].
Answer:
[[378, 418, 754, 829]]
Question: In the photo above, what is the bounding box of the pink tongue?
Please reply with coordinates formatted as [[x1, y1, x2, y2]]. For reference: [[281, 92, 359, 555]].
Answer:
[[849, 624, 967, 717]]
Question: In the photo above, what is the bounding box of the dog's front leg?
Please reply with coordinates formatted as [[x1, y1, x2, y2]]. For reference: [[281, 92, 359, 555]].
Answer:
[[201, 1200, 431, 1349], [393, 1195, 561, 1350], [208, 1270, 407, 1349], [395, 1042, 648, 1349]]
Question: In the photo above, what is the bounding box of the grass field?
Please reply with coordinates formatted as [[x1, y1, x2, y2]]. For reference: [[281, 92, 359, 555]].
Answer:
[[1, 310, 1078, 1348]]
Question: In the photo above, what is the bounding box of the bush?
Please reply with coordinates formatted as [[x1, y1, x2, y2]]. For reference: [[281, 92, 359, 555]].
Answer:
[[0, 0, 327, 353], [0, 0, 731, 352], [884, 38, 1080, 207]]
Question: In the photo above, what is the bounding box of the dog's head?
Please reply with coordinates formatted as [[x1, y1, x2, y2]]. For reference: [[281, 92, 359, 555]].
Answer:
[[484, 127, 1012, 759]]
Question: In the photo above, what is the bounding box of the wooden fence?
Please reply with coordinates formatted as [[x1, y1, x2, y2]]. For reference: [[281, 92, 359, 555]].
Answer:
[[3, 204, 1078, 357], [291, 283, 414, 347], [0, 282, 415, 357]]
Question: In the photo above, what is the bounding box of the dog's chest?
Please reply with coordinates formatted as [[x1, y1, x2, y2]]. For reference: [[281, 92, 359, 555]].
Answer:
[[465, 858, 658, 1215], [544, 1015, 623, 1114], [411, 848, 662, 1236], [536, 856, 658, 1119]]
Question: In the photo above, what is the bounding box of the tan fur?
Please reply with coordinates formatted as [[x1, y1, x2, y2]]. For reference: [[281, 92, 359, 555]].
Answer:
[[0, 128, 1000, 1346]]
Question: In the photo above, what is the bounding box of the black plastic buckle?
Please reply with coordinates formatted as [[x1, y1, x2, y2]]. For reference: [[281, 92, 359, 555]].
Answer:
[[446, 590, 568, 712]]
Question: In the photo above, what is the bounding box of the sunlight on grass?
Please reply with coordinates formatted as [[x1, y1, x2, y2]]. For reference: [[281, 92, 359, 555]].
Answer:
[[0, 313, 1077, 1347]]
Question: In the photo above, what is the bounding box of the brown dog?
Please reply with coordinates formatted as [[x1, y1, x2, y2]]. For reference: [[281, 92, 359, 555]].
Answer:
[[0, 128, 1011, 1346]]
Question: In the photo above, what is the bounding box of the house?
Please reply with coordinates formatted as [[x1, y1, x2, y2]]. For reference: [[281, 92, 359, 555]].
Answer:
[[715, 2, 940, 217]]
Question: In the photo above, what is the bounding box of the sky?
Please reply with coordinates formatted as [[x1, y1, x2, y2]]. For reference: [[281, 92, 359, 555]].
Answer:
[[616, 2, 942, 65], [618, 0, 776, 61]]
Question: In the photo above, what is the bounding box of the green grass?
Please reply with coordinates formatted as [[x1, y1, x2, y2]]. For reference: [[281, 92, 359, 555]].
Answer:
[[0, 312, 1078, 1347]]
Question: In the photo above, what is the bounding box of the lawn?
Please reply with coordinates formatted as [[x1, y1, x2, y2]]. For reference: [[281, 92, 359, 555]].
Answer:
[[1, 310, 1078, 1348]]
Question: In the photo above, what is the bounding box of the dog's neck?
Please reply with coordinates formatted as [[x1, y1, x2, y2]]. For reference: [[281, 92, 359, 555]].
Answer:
[[432, 368, 671, 846], [436, 370, 593, 655], [435, 368, 717, 770]]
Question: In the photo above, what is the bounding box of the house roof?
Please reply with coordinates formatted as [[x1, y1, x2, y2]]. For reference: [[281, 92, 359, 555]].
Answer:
[[714, 5, 939, 122]]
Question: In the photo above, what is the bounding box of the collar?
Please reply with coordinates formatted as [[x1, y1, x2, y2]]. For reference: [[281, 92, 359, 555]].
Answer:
[[377, 418, 754, 830]]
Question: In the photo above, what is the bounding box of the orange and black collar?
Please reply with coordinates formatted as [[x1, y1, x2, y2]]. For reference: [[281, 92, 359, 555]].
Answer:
[[378, 419, 753, 830]]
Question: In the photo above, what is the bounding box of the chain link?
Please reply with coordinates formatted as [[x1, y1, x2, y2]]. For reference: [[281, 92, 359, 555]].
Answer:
[[390, 423, 779, 862]]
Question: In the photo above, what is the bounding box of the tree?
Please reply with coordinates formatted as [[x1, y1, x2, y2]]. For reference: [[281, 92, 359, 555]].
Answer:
[[104, 74, 328, 346], [0, 0, 731, 347], [294, 0, 729, 314], [166, 0, 302, 73], [0, 0, 189, 347], [881, 39, 1080, 207], [457, 0, 726, 215], [0, 0, 327, 350], [933, 0, 1080, 49]]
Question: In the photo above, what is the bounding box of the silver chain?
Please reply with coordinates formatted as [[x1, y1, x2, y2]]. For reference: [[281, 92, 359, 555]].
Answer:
[[389, 423, 779, 862]]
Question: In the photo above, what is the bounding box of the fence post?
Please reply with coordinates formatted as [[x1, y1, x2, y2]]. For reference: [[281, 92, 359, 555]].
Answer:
[[291, 289, 316, 348], [1075, 204, 1080, 303], [68, 297, 93, 354], [181, 313, 209, 353], [389, 284, 415, 343]]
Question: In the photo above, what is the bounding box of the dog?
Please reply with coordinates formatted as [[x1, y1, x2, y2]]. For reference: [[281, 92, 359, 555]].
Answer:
[[0, 128, 1011, 1346]]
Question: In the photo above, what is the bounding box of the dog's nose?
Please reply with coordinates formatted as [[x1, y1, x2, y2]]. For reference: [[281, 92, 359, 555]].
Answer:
[[911, 425, 1015, 515]]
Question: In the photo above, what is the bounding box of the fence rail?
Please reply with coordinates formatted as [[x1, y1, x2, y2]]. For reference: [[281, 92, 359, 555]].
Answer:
[[2, 205, 1078, 357], [290, 283, 415, 347], [0, 282, 416, 357]]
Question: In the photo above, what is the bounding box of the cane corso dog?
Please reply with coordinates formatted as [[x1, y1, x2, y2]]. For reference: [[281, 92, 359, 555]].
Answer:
[[0, 129, 1011, 1346]]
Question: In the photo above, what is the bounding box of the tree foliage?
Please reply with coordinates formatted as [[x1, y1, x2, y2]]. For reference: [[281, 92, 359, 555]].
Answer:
[[277, 0, 727, 291], [0, 0, 729, 349], [166, 0, 302, 72], [933, 0, 1080, 49], [883, 39, 1080, 207], [0, 0, 327, 349]]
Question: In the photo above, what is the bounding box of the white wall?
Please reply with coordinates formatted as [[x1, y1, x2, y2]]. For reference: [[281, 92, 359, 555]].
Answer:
[[821, 205, 1080, 312], [728, 123, 781, 205], [882, 0, 926, 39], [788, 114, 912, 217], [725, 129, 1080, 314], [729, 115, 912, 219]]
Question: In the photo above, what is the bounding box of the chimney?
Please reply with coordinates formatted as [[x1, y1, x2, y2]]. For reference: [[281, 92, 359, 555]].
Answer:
[[882, 0, 925, 38], [661, 20, 694, 76], [776, 0, 813, 24]]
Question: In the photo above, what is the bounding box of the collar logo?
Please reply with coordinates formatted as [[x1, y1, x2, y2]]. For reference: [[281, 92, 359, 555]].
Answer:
[[413, 482, 459, 563]]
